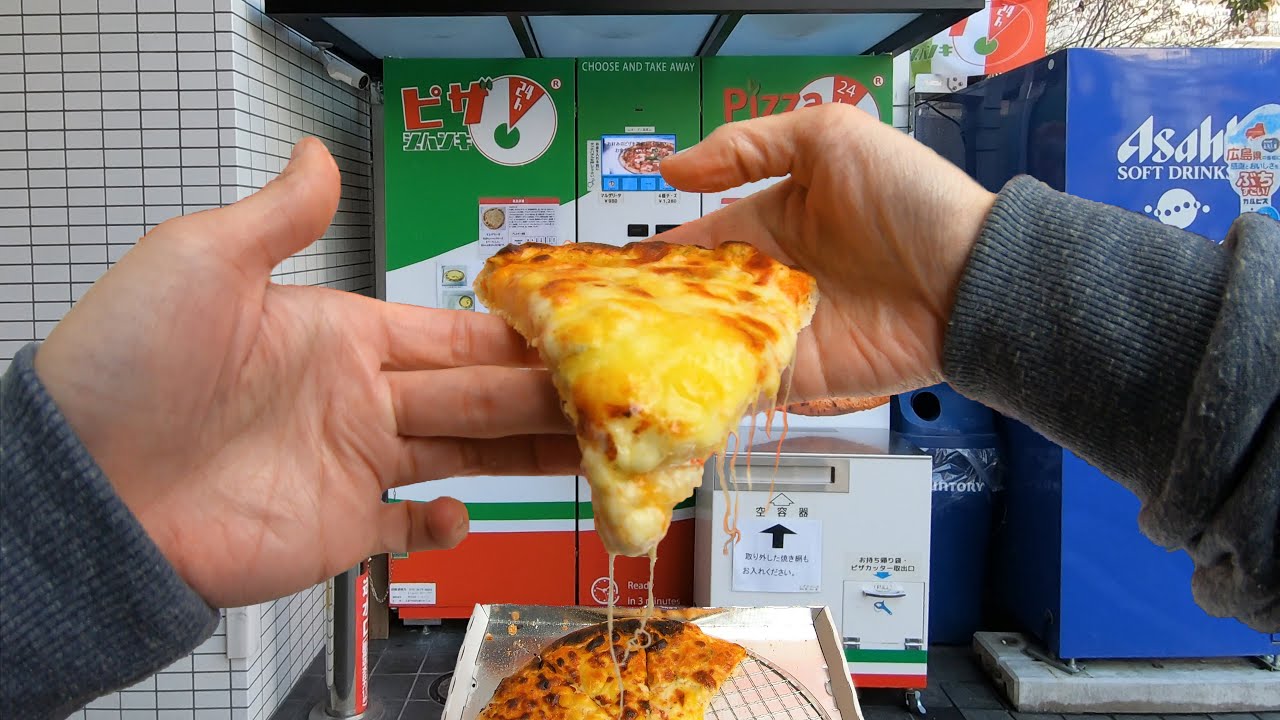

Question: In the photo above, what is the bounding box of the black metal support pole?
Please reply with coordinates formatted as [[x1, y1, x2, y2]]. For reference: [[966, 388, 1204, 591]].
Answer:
[[311, 562, 383, 720]]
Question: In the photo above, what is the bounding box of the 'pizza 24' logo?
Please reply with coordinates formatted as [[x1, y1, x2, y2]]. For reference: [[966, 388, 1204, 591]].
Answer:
[[401, 75, 561, 166], [721, 74, 883, 123]]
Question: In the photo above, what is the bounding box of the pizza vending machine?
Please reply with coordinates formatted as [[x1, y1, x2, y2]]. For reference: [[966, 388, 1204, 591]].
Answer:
[[573, 57, 703, 609], [381, 58, 579, 619]]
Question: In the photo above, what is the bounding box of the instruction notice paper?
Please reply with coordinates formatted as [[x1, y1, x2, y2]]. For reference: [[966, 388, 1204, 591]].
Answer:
[[732, 517, 822, 593]]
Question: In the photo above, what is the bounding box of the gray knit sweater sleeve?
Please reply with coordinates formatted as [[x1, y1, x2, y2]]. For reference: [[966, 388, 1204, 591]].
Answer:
[[0, 343, 220, 720], [945, 175, 1279, 633]]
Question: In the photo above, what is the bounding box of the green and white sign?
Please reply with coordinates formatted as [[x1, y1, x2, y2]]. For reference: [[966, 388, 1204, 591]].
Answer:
[[383, 58, 576, 312], [700, 56, 893, 215]]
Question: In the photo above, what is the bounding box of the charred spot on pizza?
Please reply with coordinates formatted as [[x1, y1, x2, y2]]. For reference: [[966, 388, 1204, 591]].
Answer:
[[692, 670, 714, 688], [531, 253, 552, 262]]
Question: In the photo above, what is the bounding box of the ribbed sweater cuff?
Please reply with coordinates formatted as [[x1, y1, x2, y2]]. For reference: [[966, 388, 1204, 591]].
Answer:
[[1, 343, 219, 719], [942, 175, 1228, 496]]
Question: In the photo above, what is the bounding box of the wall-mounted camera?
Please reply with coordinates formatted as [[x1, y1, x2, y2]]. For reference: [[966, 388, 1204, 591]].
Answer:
[[311, 41, 370, 91]]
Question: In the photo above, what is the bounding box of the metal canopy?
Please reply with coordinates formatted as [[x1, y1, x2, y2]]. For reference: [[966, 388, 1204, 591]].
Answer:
[[264, 1, 982, 79]]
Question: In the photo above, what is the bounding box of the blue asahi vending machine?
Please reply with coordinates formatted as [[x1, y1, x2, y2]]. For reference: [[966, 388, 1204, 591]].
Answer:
[[914, 47, 1279, 660]]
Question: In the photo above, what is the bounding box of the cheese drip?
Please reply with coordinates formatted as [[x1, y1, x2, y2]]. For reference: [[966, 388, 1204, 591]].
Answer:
[[721, 433, 743, 556], [766, 362, 796, 513], [607, 550, 660, 717], [607, 553, 623, 715]]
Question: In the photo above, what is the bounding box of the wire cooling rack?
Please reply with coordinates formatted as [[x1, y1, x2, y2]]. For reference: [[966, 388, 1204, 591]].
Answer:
[[706, 652, 833, 720]]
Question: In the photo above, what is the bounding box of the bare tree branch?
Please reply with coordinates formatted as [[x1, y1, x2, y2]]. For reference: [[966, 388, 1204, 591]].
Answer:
[[1046, 0, 1271, 54]]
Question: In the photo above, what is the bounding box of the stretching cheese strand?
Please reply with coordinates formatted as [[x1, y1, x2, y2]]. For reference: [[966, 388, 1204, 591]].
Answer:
[[720, 433, 741, 556], [606, 552, 624, 715], [722, 433, 744, 555], [745, 401, 758, 493], [766, 362, 796, 514], [607, 550, 659, 717]]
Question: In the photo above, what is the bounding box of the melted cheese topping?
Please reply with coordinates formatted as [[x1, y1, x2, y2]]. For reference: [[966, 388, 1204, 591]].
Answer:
[[476, 240, 817, 558]]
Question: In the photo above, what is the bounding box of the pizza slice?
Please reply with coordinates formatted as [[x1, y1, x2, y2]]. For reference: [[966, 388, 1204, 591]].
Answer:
[[538, 619, 650, 720], [475, 241, 817, 557], [643, 620, 747, 720], [478, 655, 612, 720]]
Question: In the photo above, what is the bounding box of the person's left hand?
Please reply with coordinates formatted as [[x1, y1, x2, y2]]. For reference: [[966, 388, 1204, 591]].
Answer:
[[33, 138, 578, 609]]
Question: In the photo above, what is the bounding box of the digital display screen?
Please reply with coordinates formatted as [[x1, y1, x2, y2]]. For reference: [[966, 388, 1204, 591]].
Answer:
[[600, 134, 678, 192]]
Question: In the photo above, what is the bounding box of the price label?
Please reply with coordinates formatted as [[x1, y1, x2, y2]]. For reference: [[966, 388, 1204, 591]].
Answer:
[[390, 583, 437, 605]]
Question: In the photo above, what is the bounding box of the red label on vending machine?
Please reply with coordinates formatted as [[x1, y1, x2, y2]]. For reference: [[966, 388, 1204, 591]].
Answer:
[[356, 566, 369, 714]]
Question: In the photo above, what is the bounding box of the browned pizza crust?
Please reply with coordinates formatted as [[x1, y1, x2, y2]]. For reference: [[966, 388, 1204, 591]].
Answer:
[[782, 396, 889, 416], [482, 240, 818, 361]]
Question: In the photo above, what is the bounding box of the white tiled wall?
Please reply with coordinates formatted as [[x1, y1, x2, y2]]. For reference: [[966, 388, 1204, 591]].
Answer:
[[242, 586, 326, 720], [72, 586, 327, 720], [0, 0, 374, 371], [2, 1, 374, 718]]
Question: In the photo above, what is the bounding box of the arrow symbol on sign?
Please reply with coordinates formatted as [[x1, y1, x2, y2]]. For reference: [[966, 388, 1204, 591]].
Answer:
[[761, 524, 796, 549], [874, 571, 892, 579], [771, 493, 795, 507]]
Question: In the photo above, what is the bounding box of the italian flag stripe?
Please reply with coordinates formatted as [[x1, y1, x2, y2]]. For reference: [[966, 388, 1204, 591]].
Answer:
[[464, 501, 577, 521], [844, 648, 929, 664], [578, 497, 696, 519]]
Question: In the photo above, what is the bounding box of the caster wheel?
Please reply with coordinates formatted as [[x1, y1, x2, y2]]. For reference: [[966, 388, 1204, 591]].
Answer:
[[905, 689, 926, 715]]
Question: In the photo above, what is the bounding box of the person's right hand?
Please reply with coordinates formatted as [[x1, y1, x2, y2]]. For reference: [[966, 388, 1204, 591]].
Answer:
[[660, 103, 996, 403]]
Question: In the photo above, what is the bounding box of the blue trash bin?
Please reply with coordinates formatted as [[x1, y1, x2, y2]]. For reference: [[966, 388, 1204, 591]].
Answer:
[[892, 385, 1003, 644]]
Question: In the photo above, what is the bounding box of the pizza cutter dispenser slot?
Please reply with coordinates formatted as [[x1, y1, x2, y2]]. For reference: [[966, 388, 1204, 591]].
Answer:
[[694, 427, 934, 692]]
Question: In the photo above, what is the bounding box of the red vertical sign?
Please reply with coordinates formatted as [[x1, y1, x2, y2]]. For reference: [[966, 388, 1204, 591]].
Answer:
[[355, 566, 369, 714]]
